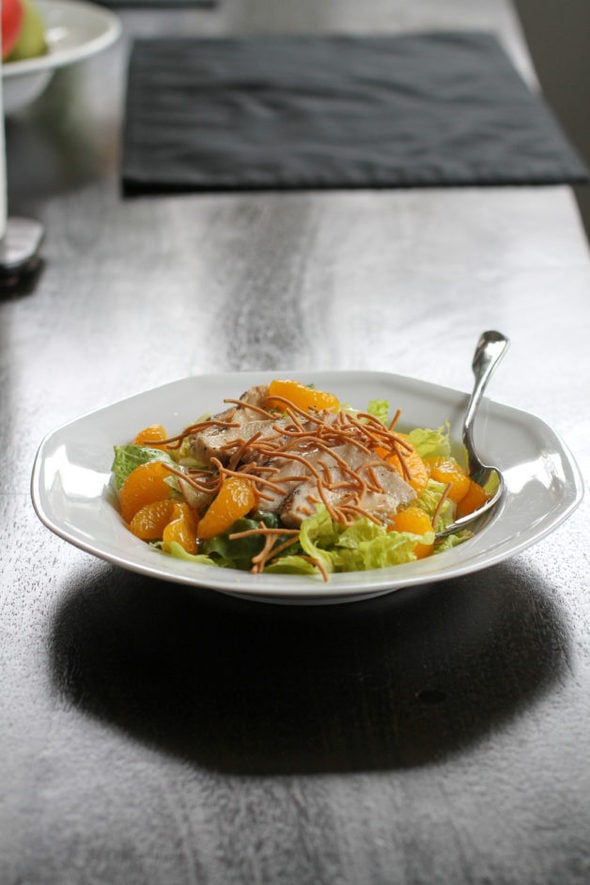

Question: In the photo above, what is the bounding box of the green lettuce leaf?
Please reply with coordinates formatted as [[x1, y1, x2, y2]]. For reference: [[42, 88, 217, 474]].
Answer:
[[264, 555, 323, 576], [407, 423, 452, 460], [414, 478, 455, 530], [297, 506, 424, 573], [434, 531, 470, 552], [200, 514, 300, 571], [162, 541, 218, 566], [367, 399, 390, 425], [111, 445, 175, 489]]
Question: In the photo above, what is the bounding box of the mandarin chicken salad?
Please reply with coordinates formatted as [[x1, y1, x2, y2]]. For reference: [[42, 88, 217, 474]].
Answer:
[[110, 379, 491, 581]]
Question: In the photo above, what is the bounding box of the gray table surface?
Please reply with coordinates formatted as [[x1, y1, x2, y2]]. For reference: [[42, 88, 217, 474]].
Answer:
[[2, 1, 590, 883]]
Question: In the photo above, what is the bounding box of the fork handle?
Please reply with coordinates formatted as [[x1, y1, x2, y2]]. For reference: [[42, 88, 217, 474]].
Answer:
[[463, 331, 510, 476]]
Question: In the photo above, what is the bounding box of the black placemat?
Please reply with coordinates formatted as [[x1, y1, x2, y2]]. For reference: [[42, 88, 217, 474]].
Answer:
[[122, 32, 588, 195]]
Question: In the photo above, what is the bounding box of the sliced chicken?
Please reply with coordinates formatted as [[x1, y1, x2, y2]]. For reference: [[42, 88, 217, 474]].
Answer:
[[271, 444, 415, 527], [189, 384, 277, 465], [186, 383, 417, 528]]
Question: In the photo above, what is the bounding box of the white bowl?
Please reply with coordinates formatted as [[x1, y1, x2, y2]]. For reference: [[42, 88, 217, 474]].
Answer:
[[2, 0, 121, 114], [31, 370, 584, 605]]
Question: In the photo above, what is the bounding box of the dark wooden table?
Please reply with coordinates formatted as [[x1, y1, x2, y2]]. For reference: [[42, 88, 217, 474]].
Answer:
[[2, 1, 589, 882]]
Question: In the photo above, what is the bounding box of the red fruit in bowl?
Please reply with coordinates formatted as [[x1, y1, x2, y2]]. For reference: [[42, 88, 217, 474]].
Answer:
[[2, 0, 24, 60]]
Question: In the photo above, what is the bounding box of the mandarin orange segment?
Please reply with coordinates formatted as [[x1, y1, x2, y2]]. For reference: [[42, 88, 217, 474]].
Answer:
[[162, 502, 199, 554], [133, 424, 169, 449], [389, 506, 434, 559], [129, 499, 179, 540], [375, 434, 429, 493], [267, 379, 340, 413], [456, 479, 489, 518], [197, 476, 257, 540], [119, 460, 173, 523], [424, 456, 471, 504]]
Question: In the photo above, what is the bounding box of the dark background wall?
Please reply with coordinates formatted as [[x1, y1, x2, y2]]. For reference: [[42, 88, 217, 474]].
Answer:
[[514, 0, 590, 240]]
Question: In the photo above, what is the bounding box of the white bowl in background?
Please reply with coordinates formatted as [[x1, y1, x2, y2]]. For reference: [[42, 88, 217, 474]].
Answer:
[[2, 0, 121, 114]]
